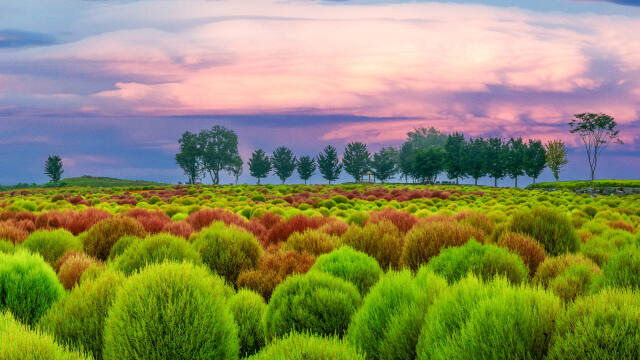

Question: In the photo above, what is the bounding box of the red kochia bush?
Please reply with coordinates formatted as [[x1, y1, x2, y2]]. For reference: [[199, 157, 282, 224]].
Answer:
[[366, 208, 417, 233], [161, 221, 194, 239], [124, 209, 171, 234], [64, 209, 112, 235], [35, 210, 67, 230], [263, 215, 330, 248], [186, 208, 247, 231], [83, 216, 147, 261], [606, 220, 636, 234], [401, 220, 485, 271], [0, 223, 29, 244], [254, 212, 284, 231]]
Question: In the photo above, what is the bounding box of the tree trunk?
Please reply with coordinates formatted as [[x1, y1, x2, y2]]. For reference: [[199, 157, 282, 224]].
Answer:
[[494, 178, 497, 187], [257, 178, 261, 185], [515, 176, 518, 188], [474, 177, 478, 186], [456, 177, 459, 185]]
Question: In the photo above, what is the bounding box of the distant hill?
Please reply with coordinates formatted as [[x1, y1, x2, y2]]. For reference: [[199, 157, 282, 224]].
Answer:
[[60, 176, 166, 188], [0, 175, 166, 191]]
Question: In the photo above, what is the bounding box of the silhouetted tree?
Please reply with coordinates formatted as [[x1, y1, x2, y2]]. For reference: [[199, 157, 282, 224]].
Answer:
[[175, 131, 202, 184], [524, 139, 547, 184], [343, 142, 371, 182], [465, 137, 488, 186], [371, 147, 398, 183], [444, 132, 467, 185], [248, 149, 271, 185], [296, 156, 316, 184], [198, 125, 241, 185], [505, 137, 526, 188], [317, 145, 342, 184], [413, 147, 445, 184], [486, 137, 507, 187], [44, 155, 64, 185], [569, 112, 622, 181], [545, 140, 569, 181], [271, 146, 296, 184]]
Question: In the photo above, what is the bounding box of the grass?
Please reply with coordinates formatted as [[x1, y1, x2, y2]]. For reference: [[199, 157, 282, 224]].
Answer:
[[527, 179, 640, 190]]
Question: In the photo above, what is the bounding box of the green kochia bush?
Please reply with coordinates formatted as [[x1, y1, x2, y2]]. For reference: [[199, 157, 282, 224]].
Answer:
[[426, 239, 528, 284], [191, 222, 262, 285], [103, 262, 239, 360], [83, 216, 147, 261], [347, 270, 447, 360], [0, 311, 90, 360], [507, 207, 579, 256], [580, 229, 636, 266], [264, 272, 361, 340], [547, 288, 640, 359], [0, 251, 64, 326], [417, 276, 563, 360], [107, 235, 140, 261], [600, 245, 640, 290], [249, 332, 365, 360], [22, 229, 83, 266], [111, 233, 201, 275], [310, 246, 382, 295], [228, 289, 267, 357], [39, 269, 126, 360]]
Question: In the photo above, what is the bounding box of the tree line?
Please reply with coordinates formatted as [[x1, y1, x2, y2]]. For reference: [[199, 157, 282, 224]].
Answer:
[[176, 113, 621, 186], [176, 126, 572, 186]]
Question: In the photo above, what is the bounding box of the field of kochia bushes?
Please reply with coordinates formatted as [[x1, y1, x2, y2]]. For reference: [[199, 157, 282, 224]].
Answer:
[[0, 183, 639, 359]]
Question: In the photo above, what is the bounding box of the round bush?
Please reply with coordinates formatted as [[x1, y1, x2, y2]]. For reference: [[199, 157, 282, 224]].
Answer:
[[22, 229, 83, 266], [401, 221, 485, 271], [191, 222, 262, 285], [107, 235, 140, 261], [264, 272, 361, 340], [111, 233, 201, 275], [497, 231, 546, 275], [282, 229, 339, 256], [311, 246, 382, 295], [600, 245, 640, 290], [250, 332, 365, 360], [39, 269, 126, 360], [507, 207, 579, 256], [228, 289, 266, 357], [57, 252, 100, 290], [340, 220, 403, 270], [548, 263, 602, 302], [426, 239, 528, 285], [0, 311, 90, 360], [417, 276, 563, 360], [347, 270, 447, 360], [533, 254, 601, 288], [83, 216, 146, 261], [0, 251, 64, 326], [547, 288, 640, 359], [103, 262, 239, 360]]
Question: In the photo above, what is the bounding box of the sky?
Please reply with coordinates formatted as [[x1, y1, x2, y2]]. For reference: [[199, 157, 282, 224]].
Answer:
[[1, 0, 639, 186]]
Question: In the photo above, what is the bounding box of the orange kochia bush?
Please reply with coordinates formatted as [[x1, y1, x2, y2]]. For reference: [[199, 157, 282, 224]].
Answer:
[[237, 247, 316, 300], [365, 207, 417, 233], [161, 221, 194, 239], [340, 220, 404, 270], [83, 216, 147, 261], [124, 209, 171, 234], [497, 231, 547, 275], [262, 215, 332, 247], [400, 220, 485, 271], [57, 252, 100, 290]]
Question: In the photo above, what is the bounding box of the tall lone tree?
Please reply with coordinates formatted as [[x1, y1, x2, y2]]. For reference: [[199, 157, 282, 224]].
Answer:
[[505, 137, 526, 188], [486, 137, 507, 187], [342, 142, 371, 182], [296, 156, 316, 184], [230, 156, 243, 185], [199, 125, 242, 185], [175, 131, 202, 184], [271, 146, 297, 184], [465, 137, 488, 186], [317, 145, 342, 184], [248, 149, 271, 185], [524, 139, 547, 184], [569, 113, 622, 181], [444, 132, 466, 185], [545, 140, 569, 181], [44, 155, 64, 185], [370, 147, 398, 183]]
